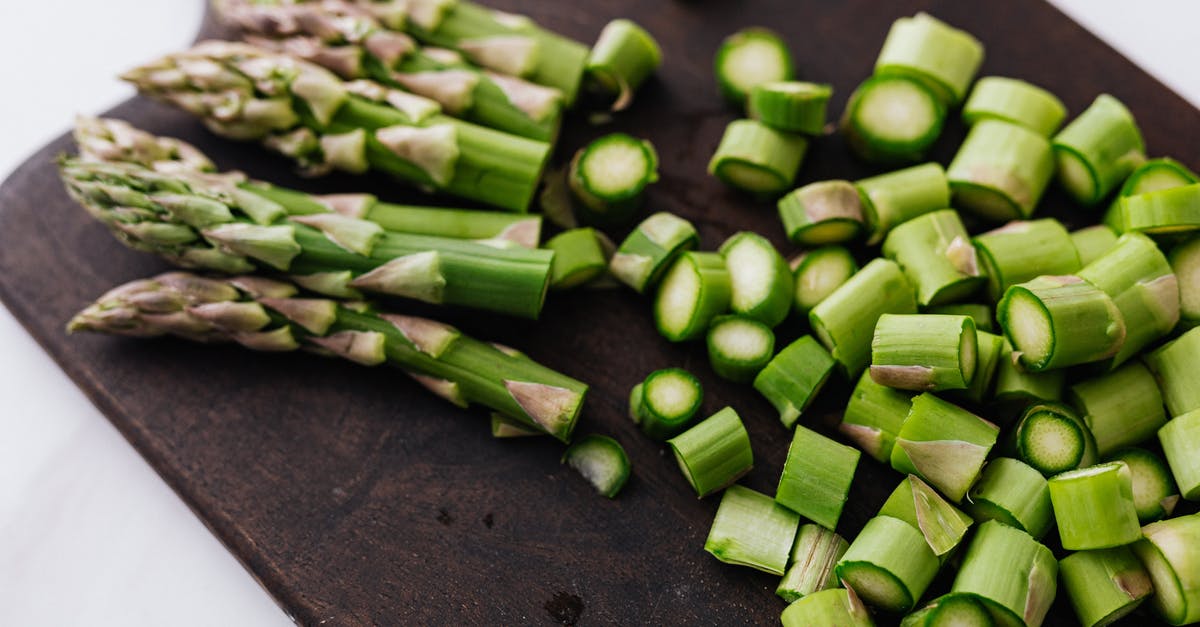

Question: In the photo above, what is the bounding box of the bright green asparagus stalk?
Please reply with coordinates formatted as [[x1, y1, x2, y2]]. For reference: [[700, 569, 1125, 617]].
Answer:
[[950, 520, 1058, 627], [836, 515, 940, 613], [947, 119, 1055, 220], [69, 271, 587, 441], [874, 13, 984, 105], [878, 475, 973, 558], [667, 407, 753, 498], [993, 337, 1066, 405], [856, 162, 950, 245], [563, 435, 630, 498], [776, 524, 849, 603], [1170, 236, 1200, 328], [1131, 513, 1200, 625], [925, 303, 993, 332], [882, 210, 985, 306], [74, 117, 543, 245], [720, 231, 792, 327], [962, 76, 1066, 136], [121, 41, 550, 211], [1119, 183, 1200, 235], [212, 0, 564, 141], [776, 426, 860, 529], [777, 180, 866, 246], [1010, 402, 1097, 476], [972, 218, 1081, 301], [870, 314, 977, 391], [780, 588, 874, 627], [59, 159, 554, 318], [586, 19, 662, 111], [1060, 547, 1153, 627], [609, 212, 698, 294], [1071, 225, 1119, 266], [951, 329, 1003, 404], [1068, 361, 1168, 457], [705, 485, 799, 575], [1052, 94, 1146, 207], [1048, 462, 1142, 550], [965, 457, 1053, 539], [997, 275, 1125, 372], [901, 594, 994, 627], [753, 336, 836, 428], [395, 0, 590, 105], [1104, 158, 1200, 233], [1159, 408, 1200, 501], [544, 228, 608, 289], [810, 258, 918, 376], [891, 393, 999, 503], [1108, 447, 1180, 522], [840, 370, 914, 463], [1144, 327, 1200, 418]]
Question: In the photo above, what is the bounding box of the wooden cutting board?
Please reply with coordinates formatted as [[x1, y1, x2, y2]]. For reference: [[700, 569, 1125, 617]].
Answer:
[[1, 1, 1197, 624]]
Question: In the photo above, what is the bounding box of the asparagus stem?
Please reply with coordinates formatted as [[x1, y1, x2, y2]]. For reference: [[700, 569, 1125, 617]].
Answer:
[[947, 120, 1055, 220], [563, 435, 630, 498], [719, 231, 792, 327], [997, 275, 1125, 372], [840, 370, 915, 463], [1011, 402, 1097, 476], [950, 520, 1058, 627], [882, 210, 984, 306], [951, 329, 1004, 403], [629, 368, 703, 441], [1068, 361, 1168, 457], [1107, 447, 1180, 522], [667, 407, 753, 498], [1060, 547, 1153, 627], [401, 0, 590, 105], [790, 246, 859, 317], [1131, 513, 1200, 625], [713, 28, 794, 104], [874, 13, 984, 105], [706, 316, 774, 383], [61, 159, 554, 318], [1144, 327, 1200, 418], [69, 271, 587, 440], [749, 82, 833, 135], [890, 393, 999, 503], [704, 484, 799, 575], [776, 425, 860, 530], [855, 162, 950, 246], [545, 228, 607, 289], [841, 75, 946, 165], [1159, 408, 1200, 501], [609, 212, 699, 294], [810, 258, 918, 376], [568, 133, 659, 226], [993, 337, 1066, 404], [1079, 232, 1179, 367], [1052, 94, 1146, 207], [973, 219, 1080, 301], [901, 594, 994, 627], [1048, 462, 1142, 550], [753, 336, 836, 428], [778, 180, 866, 246], [835, 515, 940, 613], [653, 252, 732, 342], [780, 588, 874, 627], [964, 457, 1053, 539], [585, 19, 662, 111], [708, 119, 808, 196], [1119, 183, 1200, 235], [1169, 236, 1200, 328], [1071, 225, 1119, 266], [962, 76, 1066, 137], [878, 475, 973, 557], [925, 303, 994, 333], [1106, 158, 1200, 233], [490, 413, 543, 438], [870, 314, 977, 391], [776, 524, 849, 603]]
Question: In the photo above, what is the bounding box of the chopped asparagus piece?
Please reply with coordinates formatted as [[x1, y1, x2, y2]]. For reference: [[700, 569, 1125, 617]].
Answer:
[[1068, 361, 1167, 457], [1131, 513, 1200, 625], [753, 336, 836, 428], [706, 316, 774, 383], [1048, 462, 1142, 550], [704, 484, 799, 575], [1144, 327, 1200, 417], [667, 407, 753, 498], [545, 228, 608, 289], [629, 368, 703, 441], [842, 75, 945, 165], [882, 210, 985, 307], [776, 524, 849, 603], [653, 252, 732, 342], [709, 119, 808, 195], [840, 370, 914, 463], [563, 435, 630, 498], [870, 314, 978, 391], [878, 475, 973, 557], [950, 520, 1058, 627], [874, 12, 984, 104], [791, 246, 859, 316], [1052, 94, 1146, 207], [778, 180, 866, 246], [610, 212, 698, 294], [997, 275, 1125, 372], [1060, 547, 1153, 627], [713, 28, 794, 104], [973, 219, 1080, 301], [1159, 408, 1200, 501], [947, 119, 1055, 220], [1119, 183, 1200, 235], [890, 393, 999, 503], [810, 258, 918, 377], [780, 588, 874, 627], [1071, 225, 1120, 266], [962, 76, 1066, 136], [965, 457, 1053, 539], [749, 81, 833, 135], [776, 426, 860, 529], [719, 232, 792, 326], [1011, 402, 1097, 476], [1169, 236, 1200, 328], [585, 19, 662, 111], [568, 133, 659, 226], [1108, 447, 1180, 522], [856, 162, 950, 245], [836, 515, 940, 613]]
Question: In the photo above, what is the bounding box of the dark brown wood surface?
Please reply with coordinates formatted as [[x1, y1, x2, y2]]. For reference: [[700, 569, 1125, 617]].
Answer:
[[1, 1, 1197, 625]]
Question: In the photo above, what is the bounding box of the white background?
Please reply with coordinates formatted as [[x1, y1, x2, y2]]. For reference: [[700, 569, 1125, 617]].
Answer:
[[0, 1, 1195, 624]]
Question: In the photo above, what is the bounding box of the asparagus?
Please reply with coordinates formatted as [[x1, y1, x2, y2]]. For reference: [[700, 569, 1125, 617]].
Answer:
[[926, 303, 993, 333], [961, 76, 1066, 137], [776, 426, 860, 530], [1159, 408, 1200, 501], [706, 316, 774, 383], [490, 413, 542, 438], [1071, 225, 1119, 266], [609, 212, 699, 294], [836, 515, 940, 613], [964, 457, 1053, 539], [1108, 447, 1180, 522], [840, 370, 914, 463], [891, 393, 999, 503], [874, 13, 984, 105], [1104, 158, 1200, 233], [993, 337, 1066, 405], [753, 336, 836, 428], [396, 0, 590, 105], [1068, 361, 1168, 457], [568, 133, 659, 226], [563, 435, 630, 498], [1060, 547, 1153, 627], [790, 246, 859, 317], [883, 210, 984, 306], [1119, 183, 1200, 234], [749, 82, 833, 135], [121, 41, 550, 211], [713, 28, 794, 104], [901, 594, 994, 627], [704, 485, 799, 575], [855, 162, 950, 246], [585, 19, 662, 111], [780, 588, 874, 627], [947, 119, 1055, 220], [667, 407, 753, 497], [878, 475, 973, 557], [545, 228, 607, 289], [69, 271, 586, 440], [870, 314, 977, 391], [75, 117, 543, 245], [841, 75, 946, 164], [709, 119, 808, 196], [719, 232, 792, 327], [1131, 513, 1200, 625], [1011, 402, 1097, 476], [653, 252, 732, 342], [1143, 327, 1200, 418], [952, 329, 1004, 404], [997, 275, 1125, 372], [1052, 94, 1146, 207], [778, 180, 866, 246], [629, 368, 703, 441], [776, 524, 849, 603], [810, 258, 918, 376], [212, 0, 565, 141], [950, 520, 1058, 627], [60, 159, 554, 318], [1170, 236, 1200, 328], [1048, 462, 1142, 550], [973, 219, 1080, 301]]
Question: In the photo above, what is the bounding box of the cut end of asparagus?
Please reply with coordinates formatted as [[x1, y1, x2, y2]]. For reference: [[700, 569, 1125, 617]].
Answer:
[[504, 380, 585, 443], [563, 435, 631, 498]]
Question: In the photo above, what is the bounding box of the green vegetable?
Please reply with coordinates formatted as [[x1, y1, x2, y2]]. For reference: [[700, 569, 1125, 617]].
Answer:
[[961, 76, 1066, 136], [629, 368, 703, 441], [874, 12, 984, 104], [950, 520, 1058, 627], [713, 27, 794, 104], [891, 393, 999, 503], [1068, 361, 1168, 457], [653, 252, 732, 342], [810, 258, 918, 376], [719, 231, 792, 326], [780, 588, 874, 627], [870, 314, 977, 391], [947, 119, 1055, 220], [1048, 462, 1141, 550], [778, 180, 866, 246], [790, 246, 859, 316], [1060, 547, 1153, 627], [776, 524, 849, 603], [842, 75, 945, 164], [545, 228, 608, 289], [753, 336, 836, 428], [1011, 402, 1097, 476], [836, 515, 939, 613], [840, 370, 914, 463], [749, 81, 832, 135], [704, 484, 799, 575], [856, 162, 950, 245], [1052, 94, 1146, 206], [973, 219, 1081, 304], [586, 19, 662, 111], [776, 425, 860, 529], [709, 119, 808, 195], [1159, 408, 1200, 501], [1143, 327, 1200, 417], [1107, 447, 1180, 522], [964, 457, 1053, 539], [1131, 513, 1200, 625], [563, 435, 630, 498], [667, 407, 753, 498], [997, 275, 1125, 372], [568, 133, 659, 226], [609, 212, 699, 294], [882, 209, 985, 306], [706, 316, 774, 383]]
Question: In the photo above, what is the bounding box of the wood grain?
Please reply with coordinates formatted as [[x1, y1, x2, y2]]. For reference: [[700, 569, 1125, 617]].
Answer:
[[0, 1, 1197, 624]]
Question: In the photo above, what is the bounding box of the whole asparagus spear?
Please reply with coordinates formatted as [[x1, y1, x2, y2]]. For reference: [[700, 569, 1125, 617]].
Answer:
[[59, 156, 554, 318], [121, 40, 549, 212], [68, 272, 586, 441], [74, 116, 542, 247], [212, 0, 564, 141]]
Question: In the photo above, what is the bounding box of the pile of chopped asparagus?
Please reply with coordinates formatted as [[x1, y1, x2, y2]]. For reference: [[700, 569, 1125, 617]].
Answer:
[[54, 2, 1200, 623]]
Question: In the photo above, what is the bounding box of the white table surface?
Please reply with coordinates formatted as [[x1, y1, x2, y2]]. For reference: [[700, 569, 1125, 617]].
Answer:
[[0, 1, 1196, 624]]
